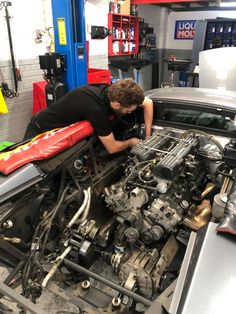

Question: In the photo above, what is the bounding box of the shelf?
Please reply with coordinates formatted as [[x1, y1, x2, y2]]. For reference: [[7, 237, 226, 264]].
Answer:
[[111, 39, 136, 41], [109, 53, 135, 57], [108, 13, 139, 57], [109, 59, 151, 71]]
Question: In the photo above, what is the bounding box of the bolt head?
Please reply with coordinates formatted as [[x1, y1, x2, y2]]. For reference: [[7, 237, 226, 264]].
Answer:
[[81, 280, 90, 290]]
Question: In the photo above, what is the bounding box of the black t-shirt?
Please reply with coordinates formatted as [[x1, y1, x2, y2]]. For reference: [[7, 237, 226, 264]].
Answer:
[[34, 84, 112, 136]]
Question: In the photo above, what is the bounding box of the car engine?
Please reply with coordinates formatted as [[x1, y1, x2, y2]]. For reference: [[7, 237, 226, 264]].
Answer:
[[0, 128, 230, 313], [101, 130, 212, 299]]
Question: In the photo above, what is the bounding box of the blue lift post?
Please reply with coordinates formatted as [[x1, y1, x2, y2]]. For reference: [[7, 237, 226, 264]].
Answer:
[[51, 0, 87, 90]]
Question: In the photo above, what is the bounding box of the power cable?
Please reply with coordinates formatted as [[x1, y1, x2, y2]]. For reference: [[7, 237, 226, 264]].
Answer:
[[0, 68, 18, 98]]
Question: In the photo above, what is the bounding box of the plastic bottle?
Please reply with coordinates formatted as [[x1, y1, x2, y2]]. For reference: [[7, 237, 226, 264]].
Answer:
[[121, 29, 125, 39], [130, 5, 138, 16], [130, 26, 134, 40], [109, 0, 114, 13], [129, 42, 133, 52], [124, 41, 129, 52], [116, 28, 120, 39]]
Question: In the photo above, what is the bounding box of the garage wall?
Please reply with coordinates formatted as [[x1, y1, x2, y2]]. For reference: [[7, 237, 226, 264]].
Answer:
[[85, 0, 109, 69], [166, 10, 236, 50], [0, 0, 53, 60], [3, 1, 235, 142], [0, 0, 52, 143], [0, 59, 44, 143], [137, 5, 169, 87], [136, 6, 236, 85], [163, 10, 236, 83], [0, 0, 110, 143], [137, 5, 168, 49]]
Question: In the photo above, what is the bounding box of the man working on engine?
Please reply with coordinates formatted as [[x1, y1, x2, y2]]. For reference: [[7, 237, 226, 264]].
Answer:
[[24, 78, 153, 154]]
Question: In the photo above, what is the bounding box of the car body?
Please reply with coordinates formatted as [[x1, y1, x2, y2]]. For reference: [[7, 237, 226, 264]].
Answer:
[[0, 87, 235, 313], [147, 87, 236, 137]]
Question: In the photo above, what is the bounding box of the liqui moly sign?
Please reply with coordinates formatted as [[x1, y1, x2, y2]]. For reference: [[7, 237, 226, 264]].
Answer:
[[174, 20, 196, 40]]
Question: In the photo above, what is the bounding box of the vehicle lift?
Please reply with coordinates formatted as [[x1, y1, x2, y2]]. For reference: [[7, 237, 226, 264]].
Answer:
[[39, 0, 88, 105]]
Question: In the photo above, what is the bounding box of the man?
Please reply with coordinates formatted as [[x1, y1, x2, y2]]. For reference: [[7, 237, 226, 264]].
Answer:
[[24, 78, 153, 154]]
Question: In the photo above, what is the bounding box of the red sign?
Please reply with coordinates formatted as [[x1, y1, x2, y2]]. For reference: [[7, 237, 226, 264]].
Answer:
[[176, 29, 195, 39], [0, 121, 94, 175]]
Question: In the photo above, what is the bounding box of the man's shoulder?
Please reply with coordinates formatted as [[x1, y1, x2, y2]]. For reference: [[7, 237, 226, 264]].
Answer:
[[82, 83, 109, 94], [68, 83, 109, 97], [82, 84, 109, 106]]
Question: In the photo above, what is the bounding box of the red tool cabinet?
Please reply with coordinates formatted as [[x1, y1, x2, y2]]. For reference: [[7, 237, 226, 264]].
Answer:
[[88, 68, 110, 85], [86, 41, 111, 84]]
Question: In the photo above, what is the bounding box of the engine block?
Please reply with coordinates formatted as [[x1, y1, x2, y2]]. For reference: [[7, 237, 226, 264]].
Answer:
[[105, 130, 204, 244]]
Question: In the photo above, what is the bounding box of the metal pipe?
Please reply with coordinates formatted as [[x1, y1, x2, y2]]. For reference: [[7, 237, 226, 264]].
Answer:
[[72, 0, 78, 43], [5, 3, 18, 93], [0, 238, 27, 262], [63, 258, 152, 307]]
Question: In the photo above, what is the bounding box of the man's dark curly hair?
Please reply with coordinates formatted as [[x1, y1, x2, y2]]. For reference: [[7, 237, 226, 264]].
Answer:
[[107, 78, 145, 108]]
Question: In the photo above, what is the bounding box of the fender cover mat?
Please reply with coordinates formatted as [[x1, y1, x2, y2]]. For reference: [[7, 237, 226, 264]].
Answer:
[[0, 121, 94, 175]]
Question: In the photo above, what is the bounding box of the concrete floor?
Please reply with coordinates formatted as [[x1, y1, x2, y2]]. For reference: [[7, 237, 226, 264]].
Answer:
[[0, 266, 82, 314]]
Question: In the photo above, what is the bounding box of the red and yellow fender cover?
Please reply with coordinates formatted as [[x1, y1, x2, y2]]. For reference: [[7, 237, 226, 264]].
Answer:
[[0, 121, 94, 175]]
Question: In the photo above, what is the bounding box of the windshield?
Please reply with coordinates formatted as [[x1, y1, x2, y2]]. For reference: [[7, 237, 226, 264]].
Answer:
[[154, 102, 236, 136]]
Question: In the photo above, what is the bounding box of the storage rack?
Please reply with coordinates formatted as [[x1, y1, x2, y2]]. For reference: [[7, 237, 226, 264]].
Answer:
[[108, 13, 139, 56], [204, 19, 236, 49]]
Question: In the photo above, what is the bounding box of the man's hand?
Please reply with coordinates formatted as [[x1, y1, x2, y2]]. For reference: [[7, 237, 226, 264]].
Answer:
[[129, 137, 141, 146], [99, 133, 140, 154]]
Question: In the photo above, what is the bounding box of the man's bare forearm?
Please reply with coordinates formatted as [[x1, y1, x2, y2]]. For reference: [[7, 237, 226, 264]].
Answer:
[[141, 97, 153, 137], [99, 133, 140, 154], [108, 138, 140, 153]]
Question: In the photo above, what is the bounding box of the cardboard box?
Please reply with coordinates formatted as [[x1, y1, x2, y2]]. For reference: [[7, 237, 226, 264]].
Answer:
[[120, 0, 130, 15]]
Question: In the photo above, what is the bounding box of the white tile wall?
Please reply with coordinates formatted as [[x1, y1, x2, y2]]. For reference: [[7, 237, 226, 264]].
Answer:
[[89, 54, 108, 69]]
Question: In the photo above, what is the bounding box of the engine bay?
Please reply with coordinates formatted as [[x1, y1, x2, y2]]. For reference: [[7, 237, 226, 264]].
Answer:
[[0, 126, 233, 313]]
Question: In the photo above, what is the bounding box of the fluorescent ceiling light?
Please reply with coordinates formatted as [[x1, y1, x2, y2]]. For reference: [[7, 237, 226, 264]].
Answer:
[[220, 2, 236, 7]]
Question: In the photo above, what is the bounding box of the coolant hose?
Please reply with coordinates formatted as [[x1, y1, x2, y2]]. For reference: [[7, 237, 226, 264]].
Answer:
[[67, 189, 89, 228], [80, 187, 91, 222]]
